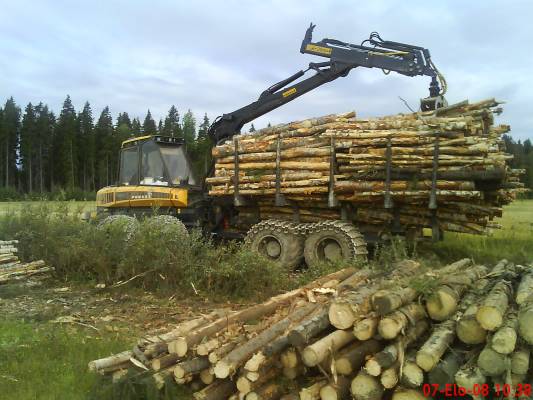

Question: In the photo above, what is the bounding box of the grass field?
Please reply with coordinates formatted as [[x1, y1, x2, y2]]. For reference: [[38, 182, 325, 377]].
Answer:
[[432, 199, 533, 265], [0, 319, 128, 400]]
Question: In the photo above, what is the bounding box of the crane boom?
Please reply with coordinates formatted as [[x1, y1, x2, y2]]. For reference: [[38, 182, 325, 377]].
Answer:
[[208, 23, 447, 144]]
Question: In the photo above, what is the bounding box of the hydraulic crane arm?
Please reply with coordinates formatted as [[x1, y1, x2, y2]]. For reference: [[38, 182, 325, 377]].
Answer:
[[208, 23, 447, 144]]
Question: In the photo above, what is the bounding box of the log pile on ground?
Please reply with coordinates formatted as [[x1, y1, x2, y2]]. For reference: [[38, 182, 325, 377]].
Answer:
[[0, 240, 51, 284], [207, 99, 524, 236], [90, 258, 533, 399]]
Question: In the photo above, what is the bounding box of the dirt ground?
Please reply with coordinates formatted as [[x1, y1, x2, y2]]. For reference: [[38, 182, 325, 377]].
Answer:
[[0, 276, 236, 343]]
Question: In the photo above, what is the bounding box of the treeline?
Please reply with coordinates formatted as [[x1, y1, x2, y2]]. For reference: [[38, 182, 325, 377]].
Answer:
[[0, 96, 213, 200], [503, 135, 533, 197]]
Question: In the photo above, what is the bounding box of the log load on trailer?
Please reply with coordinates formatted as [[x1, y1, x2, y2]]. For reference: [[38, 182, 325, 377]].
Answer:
[[95, 24, 522, 268]]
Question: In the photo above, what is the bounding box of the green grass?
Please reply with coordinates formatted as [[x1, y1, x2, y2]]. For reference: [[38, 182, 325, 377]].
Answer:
[[431, 199, 533, 265], [0, 319, 129, 400]]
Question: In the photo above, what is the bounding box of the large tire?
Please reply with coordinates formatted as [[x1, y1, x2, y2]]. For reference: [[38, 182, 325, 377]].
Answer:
[[244, 220, 304, 269], [304, 221, 367, 268], [146, 215, 188, 237], [97, 215, 139, 242]]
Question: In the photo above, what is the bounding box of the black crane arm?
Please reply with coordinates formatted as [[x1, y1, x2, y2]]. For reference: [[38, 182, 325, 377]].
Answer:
[[208, 24, 447, 144]]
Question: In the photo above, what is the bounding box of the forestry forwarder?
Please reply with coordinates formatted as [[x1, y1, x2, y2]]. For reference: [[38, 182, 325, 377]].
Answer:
[[95, 24, 448, 268]]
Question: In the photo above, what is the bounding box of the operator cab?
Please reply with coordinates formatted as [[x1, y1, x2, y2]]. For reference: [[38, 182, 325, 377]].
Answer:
[[119, 135, 198, 188]]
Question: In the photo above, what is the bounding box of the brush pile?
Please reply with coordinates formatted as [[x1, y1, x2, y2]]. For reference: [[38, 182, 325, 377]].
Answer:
[[0, 240, 51, 284], [89, 258, 533, 399], [207, 99, 524, 236]]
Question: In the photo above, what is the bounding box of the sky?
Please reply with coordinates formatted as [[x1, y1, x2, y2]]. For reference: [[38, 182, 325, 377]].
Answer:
[[1, 0, 532, 141]]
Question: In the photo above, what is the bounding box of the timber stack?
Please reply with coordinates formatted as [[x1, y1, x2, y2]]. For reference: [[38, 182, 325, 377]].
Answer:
[[0, 239, 51, 284], [206, 99, 524, 237], [89, 258, 533, 399]]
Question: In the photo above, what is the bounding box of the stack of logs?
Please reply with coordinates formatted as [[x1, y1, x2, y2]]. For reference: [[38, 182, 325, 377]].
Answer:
[[0, 240, 51, 284], [89, 258, 533, 399], [207, 99, 524, 236]]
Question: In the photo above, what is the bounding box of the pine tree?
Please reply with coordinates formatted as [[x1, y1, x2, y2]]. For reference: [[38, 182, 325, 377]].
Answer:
[[20, 103, 37, 192], [143, 110, 157, 135], [249, 123, 256, 132], [0, 98, 21, 188], [77, 102, 94, 191], [162, 106, 182, 138], [182, 109, 196, 147], [158, 119, 163, 133]]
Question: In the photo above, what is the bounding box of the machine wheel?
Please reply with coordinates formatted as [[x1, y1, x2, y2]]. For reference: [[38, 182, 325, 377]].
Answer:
[[244, 220, 304, 269], [146, 215, 188, 237], [97, 215, 139, 242], [304, 221, 367, 267]]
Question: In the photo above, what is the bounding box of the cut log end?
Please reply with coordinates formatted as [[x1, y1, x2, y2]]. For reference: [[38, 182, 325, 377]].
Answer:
[[213, 361, 231, 379], [476, 307, 503, 331], [328, 303, 356, 330], [351, 372, 383, 400]]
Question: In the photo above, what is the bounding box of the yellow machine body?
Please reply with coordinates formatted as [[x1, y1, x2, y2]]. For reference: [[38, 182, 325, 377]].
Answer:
[[95, 135, 199, 219], [96, 185, 188, 209]]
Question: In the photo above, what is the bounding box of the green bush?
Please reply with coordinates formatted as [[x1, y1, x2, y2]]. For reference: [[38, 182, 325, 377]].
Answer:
[[0, 204, 286, 300]]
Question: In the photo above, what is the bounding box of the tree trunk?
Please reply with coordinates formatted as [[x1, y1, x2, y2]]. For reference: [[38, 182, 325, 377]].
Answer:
[[88, 350, 133, 372], [371, 287, 417, 316], [477, 343, 508, 376], [476, 280, 512, 331], [378, 303, 426, 339], [426, 265, 489, 321], [491, 309, 518, 354], [428, 351, 463, 390], [511, 347, 530, 375], [174, 357, 210, 379], [518, 297, 533, 345], [354, 315, 379, 340], [302, 329, 355, 367], [319, 376, 350, 400], [193, 379, 236, 400], [350, 372, 383, 400], [335, 339, 382, 376], [214, 303, 316, 378], [516, 272, 533, 305], [245, 382, 283, 400]]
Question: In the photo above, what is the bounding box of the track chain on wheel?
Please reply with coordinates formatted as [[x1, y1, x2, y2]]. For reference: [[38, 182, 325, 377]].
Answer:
[[244, 219, 306, 269], [303, 221, 368, 267]]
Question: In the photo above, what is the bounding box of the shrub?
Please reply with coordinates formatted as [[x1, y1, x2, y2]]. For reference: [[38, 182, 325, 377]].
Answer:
[[0, 204, 286, 300]]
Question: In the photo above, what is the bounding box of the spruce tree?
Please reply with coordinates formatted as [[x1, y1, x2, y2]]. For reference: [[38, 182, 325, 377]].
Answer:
[[249, 123, 256, 132], [34, 104, 54, 192], [131, 118, 142, 136], [162, 106, 182, 138], [94, 107, 114, 187], [20, 103, 37, 192], [54, 95, 78, 188], [0, 98, 21, 188], [77, 102, 94, 191], [117, 112, 132, 128], [143, 110, 157, 135], [193, 113, 212, 179], [182, 109, 196, 147]]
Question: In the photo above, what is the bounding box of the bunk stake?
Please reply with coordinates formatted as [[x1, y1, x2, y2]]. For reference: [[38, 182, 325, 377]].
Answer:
[[328, 138, 339, 208], [232, 138, 246, 207], [429, 132, 440, 210], [384, 136, 393, 209], [275, 136, 287, 207]]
